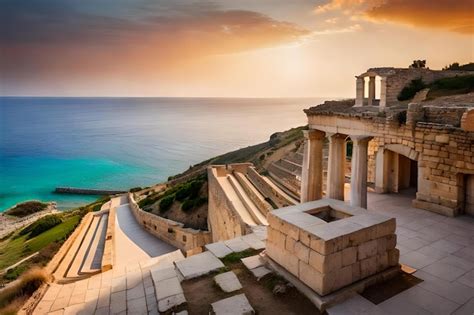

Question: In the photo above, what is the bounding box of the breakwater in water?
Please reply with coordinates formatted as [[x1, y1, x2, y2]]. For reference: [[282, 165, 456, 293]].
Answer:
[[54, 187, 127, 195]]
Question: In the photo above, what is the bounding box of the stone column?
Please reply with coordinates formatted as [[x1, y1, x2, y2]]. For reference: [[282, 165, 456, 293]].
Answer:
[[355, 76, 365, 107], [350, 136, 372, 208], [301, 129, 325, 203], [327, 134, 346, 200], [368, 76, 376, 106], [379, 77, 387, 110]]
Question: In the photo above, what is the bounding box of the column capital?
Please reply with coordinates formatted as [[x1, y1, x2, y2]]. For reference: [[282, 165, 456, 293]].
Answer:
[[328, 133, 348, 141], [303, 129, 325, 141], [350, 135, 373, 144]]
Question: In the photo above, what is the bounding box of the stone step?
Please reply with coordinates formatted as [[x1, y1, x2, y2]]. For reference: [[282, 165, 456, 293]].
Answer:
[[227, 174, 268, 225], [262, 175, 299, 205], [267, 171, 301, 201], [216, 175, 257, 226], [53, 212, 94, 281], [81, 214, 108, 274], [233, 171, 273, 214], [66, 215, 101, 278]]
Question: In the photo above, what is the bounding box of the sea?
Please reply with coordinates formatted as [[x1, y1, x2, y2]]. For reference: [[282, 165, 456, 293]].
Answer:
[[0, 97, 327, 211]]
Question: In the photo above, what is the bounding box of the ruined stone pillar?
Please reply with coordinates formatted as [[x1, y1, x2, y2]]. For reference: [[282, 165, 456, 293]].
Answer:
[[355, 76, 365, 107], [301, 129, 325, 203], [368, 76, 376, 106], [379, 77, 387, 110], [327, 133, 346, 200], [350, 136, 372, 208]]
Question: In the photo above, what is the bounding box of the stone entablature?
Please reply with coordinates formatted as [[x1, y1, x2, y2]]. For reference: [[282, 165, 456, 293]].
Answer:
[[266, 199, 398, 296], [128, 193, 211, 256]]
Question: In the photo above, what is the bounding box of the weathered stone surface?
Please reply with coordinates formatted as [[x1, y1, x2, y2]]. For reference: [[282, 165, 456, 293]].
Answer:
[[214, 271, 242, 293], [241, 255, 265, 270], [205, 242, 233, 258], [211, 294, 254, 315], [175, 251, 224, 280], [224, 237, 251, 253], [249, 266, 272, 280]]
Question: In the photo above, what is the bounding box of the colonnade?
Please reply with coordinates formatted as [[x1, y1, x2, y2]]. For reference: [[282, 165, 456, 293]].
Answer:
[[300, 129, 372, 208]]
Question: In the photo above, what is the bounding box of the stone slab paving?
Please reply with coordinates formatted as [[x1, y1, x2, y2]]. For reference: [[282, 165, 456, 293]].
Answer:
[[241, 255, 265, 270], [249, 266, 272, 280], [175, 251, 224, 280], [365, 191, 474, 314], [205, 241, 233, 258], [326, 294, 385, 315], [211, 293, 254, 315], [224, 237, 251, 252], [214, 271, 242, 292], [241, 233, 266, 250]]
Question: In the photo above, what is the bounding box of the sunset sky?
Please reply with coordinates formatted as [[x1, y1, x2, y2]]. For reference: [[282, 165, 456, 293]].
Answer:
[[0, 0, 473, 97]]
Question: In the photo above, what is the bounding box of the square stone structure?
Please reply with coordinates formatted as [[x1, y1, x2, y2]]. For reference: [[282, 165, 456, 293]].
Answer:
[[266, 199, 399, 296]]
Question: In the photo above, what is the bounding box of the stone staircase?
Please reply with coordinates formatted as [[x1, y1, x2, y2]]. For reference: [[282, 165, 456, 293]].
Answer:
[[267, 143, 331, 200], [53, 209, 110, 283]]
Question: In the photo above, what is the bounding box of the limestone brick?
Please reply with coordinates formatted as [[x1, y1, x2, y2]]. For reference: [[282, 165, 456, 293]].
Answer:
[[360, 256, 377, 279], [341, 246, 357, 267], [294, 241, 310, 263], [358, 239, 378, 260], [309, 250, 342, 274], [387, 248, 400, 266], [285, 236, 296, 253]]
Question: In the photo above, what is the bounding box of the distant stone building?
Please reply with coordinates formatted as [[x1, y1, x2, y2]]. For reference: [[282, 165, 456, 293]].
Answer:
[[301, 67, 474, 217]]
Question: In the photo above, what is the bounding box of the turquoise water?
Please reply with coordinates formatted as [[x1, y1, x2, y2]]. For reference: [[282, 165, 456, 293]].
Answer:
[[0, 97, 326, 211]]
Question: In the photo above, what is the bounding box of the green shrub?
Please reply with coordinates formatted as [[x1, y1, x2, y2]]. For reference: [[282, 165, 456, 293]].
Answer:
[[159, 195, 174, 213], [181, 199, 194, 212], [20, 215, 62, 238], [189, 180, 204, 198], [129, 187, 142, 193], [5, 201, 47, 218], [175, 184, 192, 201], [398, 78, 426, 101], [430, 75, 474, 91]]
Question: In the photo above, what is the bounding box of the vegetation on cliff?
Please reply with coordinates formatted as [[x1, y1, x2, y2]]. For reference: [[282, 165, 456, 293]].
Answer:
[[4, 201, 48, 218], [398, 74, 474, 101]]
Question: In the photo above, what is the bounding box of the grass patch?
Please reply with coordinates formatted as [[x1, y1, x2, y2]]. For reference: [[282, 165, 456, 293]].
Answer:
[[221, 249, 259, 266], [0, 215, 81, 270], [5, 201, 47, 218], [20, 214, 62, 239], [0, 267, 48, 314]]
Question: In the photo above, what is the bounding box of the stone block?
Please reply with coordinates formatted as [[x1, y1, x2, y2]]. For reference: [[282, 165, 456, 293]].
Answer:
[[376, 252, 389, 272], [211, 293, 254, 315], [309, 250, 342, 274], [294, 242, 310, 263], [358, 240, 378, 260], [214, 271, 242, 293], [285, 236, 296, 253], [335, 265, 353, 289], [299, 260, 323, 295], [280, 249, 300, 276], [360, 256, 377, 279], [341, 246, 357, 267], [386, 234, 397, 250], [387, 248, 400, 266], [375, 219, 396, 238], [267, 227, 286, 248], [352, 261, 361, 282], [376, 237, 387, 255]]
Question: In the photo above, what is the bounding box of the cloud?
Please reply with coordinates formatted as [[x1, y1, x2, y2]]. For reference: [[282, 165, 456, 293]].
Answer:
[[314, 0, 474, 34]]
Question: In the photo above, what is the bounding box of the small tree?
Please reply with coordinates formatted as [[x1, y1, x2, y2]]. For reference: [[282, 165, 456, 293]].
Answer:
[[409, 60, 426, 69]]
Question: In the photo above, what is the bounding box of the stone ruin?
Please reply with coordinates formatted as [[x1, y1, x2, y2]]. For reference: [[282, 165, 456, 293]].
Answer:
[[266, 199, 398, 296]]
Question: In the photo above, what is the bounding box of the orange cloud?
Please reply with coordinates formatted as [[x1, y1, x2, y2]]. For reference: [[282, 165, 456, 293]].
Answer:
[[314, 0, 474, 34]]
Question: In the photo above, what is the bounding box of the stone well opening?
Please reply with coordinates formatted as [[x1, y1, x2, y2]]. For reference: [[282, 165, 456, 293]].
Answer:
[[305, 205, 353, 223]]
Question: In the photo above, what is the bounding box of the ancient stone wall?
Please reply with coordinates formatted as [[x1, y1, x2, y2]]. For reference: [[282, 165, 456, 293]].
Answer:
[[384, 69, 470, 106], [128, 193, 211, 256], [207, 166, 249, 242]]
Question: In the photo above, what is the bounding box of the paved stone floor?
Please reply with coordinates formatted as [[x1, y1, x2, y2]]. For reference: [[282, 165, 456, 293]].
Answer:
[[114, 201, 176, 266], [328, 191, 474, 315]]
